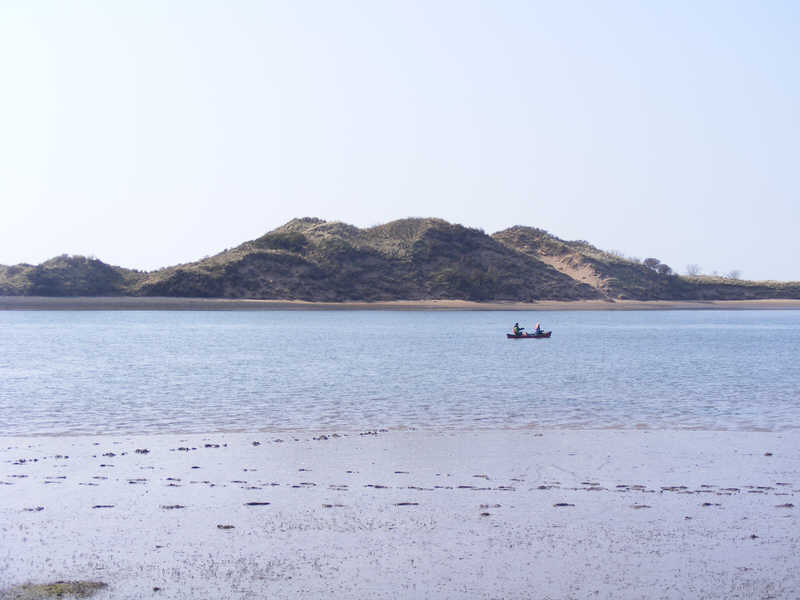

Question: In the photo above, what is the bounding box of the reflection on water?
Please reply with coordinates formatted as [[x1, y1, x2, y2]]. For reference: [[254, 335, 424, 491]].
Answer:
[[1, 309, 799, 434]]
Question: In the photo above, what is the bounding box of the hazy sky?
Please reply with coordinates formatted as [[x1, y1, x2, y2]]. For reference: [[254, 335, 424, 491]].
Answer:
[[1, 1, 798, 279]]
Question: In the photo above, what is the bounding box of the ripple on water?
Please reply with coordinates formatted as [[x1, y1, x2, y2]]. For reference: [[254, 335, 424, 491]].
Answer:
[[2, 309, 800, 435]]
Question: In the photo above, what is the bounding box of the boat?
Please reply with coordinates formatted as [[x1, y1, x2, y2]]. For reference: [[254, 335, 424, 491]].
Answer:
[[507, 331, 551, 339]]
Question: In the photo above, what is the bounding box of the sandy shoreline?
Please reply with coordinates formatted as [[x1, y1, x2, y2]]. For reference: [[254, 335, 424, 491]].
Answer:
[[2, 428, 797, 599], [3, 296, 800, 311]]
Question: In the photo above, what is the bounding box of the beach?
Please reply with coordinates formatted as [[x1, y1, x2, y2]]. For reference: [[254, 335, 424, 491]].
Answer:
[[3, 296, 800, 311], [2, 429, 797, 599]]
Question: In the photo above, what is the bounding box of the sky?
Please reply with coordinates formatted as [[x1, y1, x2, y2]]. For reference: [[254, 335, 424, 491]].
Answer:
[[1, 1, 798, 280]]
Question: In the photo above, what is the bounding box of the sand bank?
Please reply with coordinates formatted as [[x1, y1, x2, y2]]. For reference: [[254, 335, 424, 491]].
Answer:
[[1, 429, 797, 599], [3, 296, 800, 311]]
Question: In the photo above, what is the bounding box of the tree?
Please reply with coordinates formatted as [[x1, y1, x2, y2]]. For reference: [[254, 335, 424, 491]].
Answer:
[[726, 269, 742, 280], [686, 264, 701, 276], [643, 258, 661, 270], [656, 264, 673, 276]]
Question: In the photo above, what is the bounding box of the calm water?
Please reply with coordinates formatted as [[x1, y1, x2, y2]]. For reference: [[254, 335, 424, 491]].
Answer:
[[1, 310, 799, 435]]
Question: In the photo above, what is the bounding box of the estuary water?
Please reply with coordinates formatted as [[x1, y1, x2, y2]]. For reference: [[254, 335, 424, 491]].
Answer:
[[1, 310, 799, 435]]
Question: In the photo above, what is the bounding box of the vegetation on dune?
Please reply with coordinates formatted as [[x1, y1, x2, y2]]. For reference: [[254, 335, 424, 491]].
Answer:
[[252, 231, 309, 253], [1, 218, 799, 301], [0, 255, 144, 296], [490, 226, 800, 301]]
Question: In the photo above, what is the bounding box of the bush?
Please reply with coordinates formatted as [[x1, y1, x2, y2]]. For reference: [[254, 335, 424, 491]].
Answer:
[[656, 264, 673, 276]]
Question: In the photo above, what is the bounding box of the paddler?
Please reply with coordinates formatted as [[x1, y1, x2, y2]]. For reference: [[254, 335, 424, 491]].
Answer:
[[512, 322, 524, 337]]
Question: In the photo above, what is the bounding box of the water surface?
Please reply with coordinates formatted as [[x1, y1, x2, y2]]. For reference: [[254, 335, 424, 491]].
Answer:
[[1, 310, 798, 434]]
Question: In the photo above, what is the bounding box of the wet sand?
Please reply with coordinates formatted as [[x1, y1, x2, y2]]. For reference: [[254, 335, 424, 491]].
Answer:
[[3, 296, 800, 311], [1, 429, 797, 599]]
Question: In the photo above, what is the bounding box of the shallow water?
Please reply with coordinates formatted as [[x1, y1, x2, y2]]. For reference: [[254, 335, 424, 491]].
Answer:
[[1, 310, 799, 434]]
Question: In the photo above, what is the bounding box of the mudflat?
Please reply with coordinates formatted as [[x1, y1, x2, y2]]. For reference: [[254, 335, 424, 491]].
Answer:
[[1, 429, 797, 599]]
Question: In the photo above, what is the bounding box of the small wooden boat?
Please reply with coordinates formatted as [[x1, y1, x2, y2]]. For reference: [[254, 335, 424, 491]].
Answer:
[[507, 331, 551, 339]]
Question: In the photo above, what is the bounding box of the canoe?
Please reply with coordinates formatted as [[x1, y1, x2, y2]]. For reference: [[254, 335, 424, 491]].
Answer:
[[507, 331, 551, 339]]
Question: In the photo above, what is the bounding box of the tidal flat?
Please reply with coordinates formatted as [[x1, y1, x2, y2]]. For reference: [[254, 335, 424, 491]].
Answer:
[[1, 429, 798, 599]]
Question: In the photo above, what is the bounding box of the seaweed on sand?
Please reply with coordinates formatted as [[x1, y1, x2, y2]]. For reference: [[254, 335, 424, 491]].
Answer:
[[1, 580, 107, 599]]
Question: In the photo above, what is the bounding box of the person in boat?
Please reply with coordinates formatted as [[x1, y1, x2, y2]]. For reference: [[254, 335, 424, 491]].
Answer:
[[512, 322, 525, 337], [534, 322, 544, 335]]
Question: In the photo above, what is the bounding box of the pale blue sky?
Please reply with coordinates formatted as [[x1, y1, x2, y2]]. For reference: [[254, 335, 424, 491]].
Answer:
[[1, 1, 797, 279]]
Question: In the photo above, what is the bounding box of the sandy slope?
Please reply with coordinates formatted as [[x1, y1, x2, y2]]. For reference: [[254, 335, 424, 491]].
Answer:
[[1, 429, 797, 599]]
